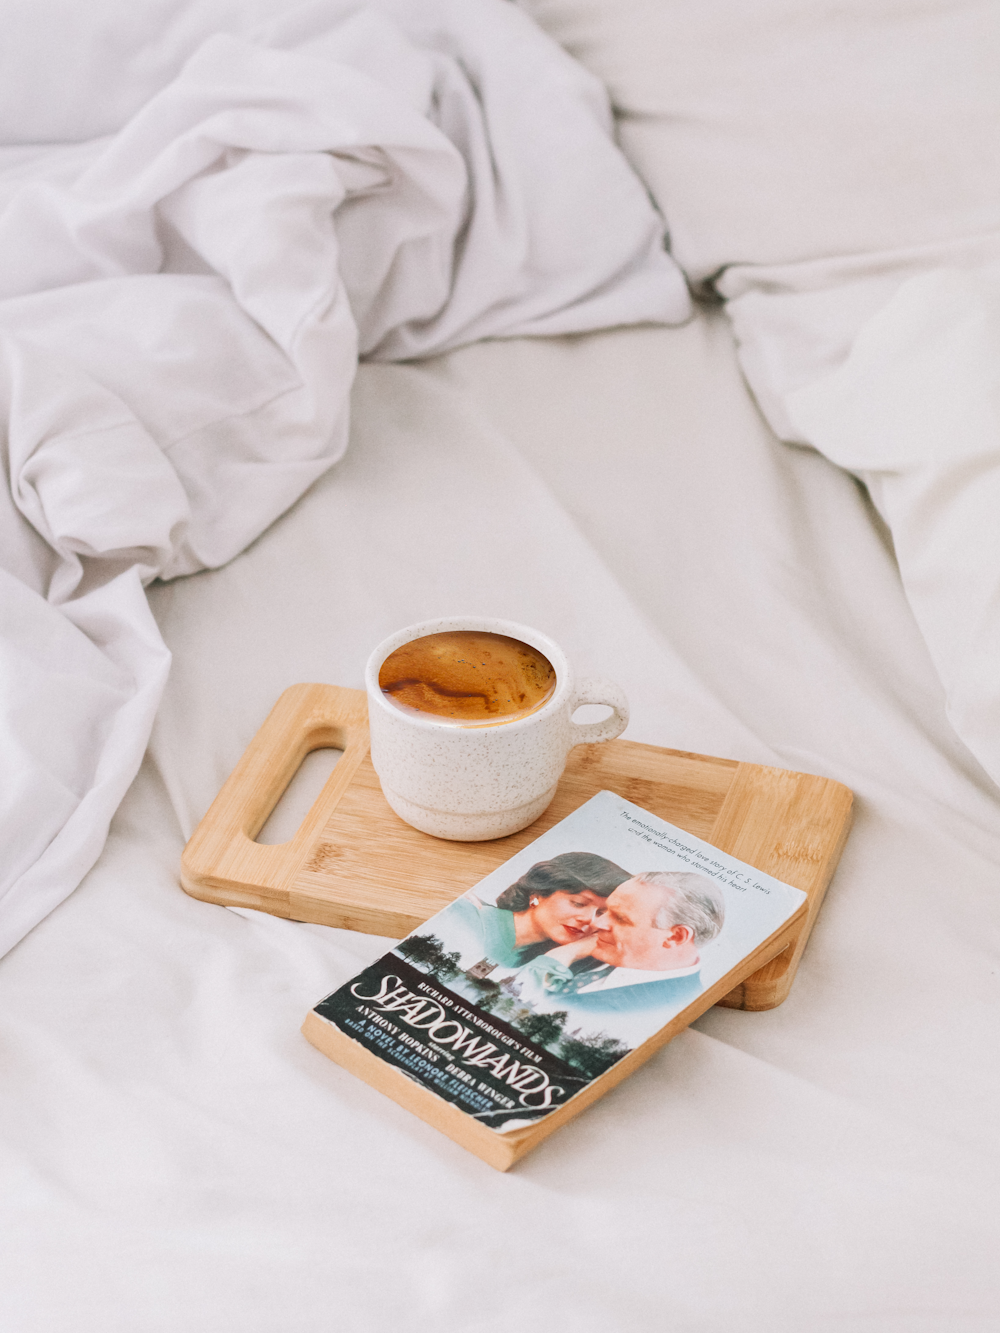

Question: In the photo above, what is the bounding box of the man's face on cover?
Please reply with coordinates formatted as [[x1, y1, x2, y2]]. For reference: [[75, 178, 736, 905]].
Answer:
[[590, 879, 688, 970]]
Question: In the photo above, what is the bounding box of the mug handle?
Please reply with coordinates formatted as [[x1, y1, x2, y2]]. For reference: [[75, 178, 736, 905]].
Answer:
[[569, 678, 629, 746]]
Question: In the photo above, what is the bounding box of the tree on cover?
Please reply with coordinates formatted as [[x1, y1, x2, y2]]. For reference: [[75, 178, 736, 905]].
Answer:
[[397, 933, 462, 980], [559, 1030, 630, 1078]]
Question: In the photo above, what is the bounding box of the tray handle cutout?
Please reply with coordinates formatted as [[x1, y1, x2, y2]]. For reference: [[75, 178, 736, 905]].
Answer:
[[256, 748, 344, 845], [181, 684, 370, 912]]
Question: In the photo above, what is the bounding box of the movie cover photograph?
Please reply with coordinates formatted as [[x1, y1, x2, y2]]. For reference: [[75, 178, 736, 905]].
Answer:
[[311, 791, 806, 1133]]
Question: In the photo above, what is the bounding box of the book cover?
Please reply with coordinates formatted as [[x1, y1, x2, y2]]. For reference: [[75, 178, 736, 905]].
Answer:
[[304, 790, 807, 1154]]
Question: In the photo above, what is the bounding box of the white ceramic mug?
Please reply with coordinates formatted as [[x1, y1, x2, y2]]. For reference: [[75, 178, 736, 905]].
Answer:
[[365, 616, 629, 841]]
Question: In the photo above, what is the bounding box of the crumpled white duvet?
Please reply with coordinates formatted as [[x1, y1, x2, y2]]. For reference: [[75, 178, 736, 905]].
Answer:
[[0, 0, 689, 957]]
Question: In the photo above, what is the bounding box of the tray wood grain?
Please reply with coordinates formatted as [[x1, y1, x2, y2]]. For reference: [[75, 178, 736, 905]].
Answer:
[[181, 684, 853, 1011]]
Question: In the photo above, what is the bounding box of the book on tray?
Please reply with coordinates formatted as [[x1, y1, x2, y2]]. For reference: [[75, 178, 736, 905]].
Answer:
[[302, 790, 806, 1169]]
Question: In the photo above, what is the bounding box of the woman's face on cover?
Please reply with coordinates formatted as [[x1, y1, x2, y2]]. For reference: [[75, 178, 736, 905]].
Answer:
[[527, 889, 608, 944]]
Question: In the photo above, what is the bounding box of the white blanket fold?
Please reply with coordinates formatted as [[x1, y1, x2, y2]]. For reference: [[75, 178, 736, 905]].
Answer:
[[722, 245, 1000, 792], [0, 0, 689, 956]]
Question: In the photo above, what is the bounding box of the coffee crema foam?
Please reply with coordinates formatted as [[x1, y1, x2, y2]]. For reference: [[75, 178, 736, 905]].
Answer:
[[378, 631, 557, 726]]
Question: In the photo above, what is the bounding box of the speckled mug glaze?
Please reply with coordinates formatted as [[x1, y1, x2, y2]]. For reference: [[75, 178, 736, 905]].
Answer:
[[365, 617, 629, 841]]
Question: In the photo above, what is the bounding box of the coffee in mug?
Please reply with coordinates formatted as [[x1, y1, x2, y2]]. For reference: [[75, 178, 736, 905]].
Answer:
[[378, 630, 557, 726], [366, 617, 629, 841]]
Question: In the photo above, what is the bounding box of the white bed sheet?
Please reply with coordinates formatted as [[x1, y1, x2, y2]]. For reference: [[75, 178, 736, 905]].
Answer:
[[4, 310, 1000, 1331]]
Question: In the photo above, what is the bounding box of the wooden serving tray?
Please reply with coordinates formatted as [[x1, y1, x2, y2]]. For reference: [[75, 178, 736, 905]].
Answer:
[[181, 685, 853, 1011]]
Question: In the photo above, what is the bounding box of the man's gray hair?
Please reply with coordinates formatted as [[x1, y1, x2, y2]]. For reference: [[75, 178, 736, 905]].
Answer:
[[632, 871, 725, 946]]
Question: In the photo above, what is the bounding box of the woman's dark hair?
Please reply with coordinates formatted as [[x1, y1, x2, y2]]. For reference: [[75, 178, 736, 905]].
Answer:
[[494, 852, 630, 913]]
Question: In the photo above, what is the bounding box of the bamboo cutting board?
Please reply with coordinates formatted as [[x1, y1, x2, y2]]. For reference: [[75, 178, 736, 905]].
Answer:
[[181, 684, 853, 1011]]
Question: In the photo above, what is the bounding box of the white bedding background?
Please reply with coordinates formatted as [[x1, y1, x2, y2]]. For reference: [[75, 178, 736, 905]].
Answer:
[[8, 309, 1000, 1332], [521, 0, 1000, 796], [0, 0, 687, 956], [6, 2, 1000, 1329]]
